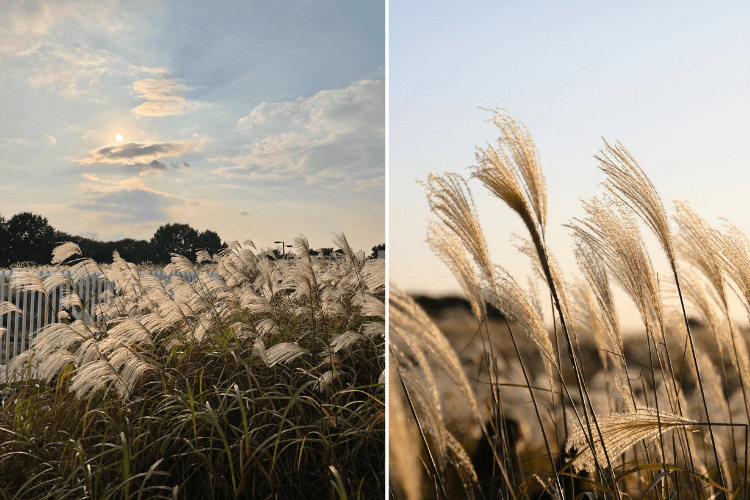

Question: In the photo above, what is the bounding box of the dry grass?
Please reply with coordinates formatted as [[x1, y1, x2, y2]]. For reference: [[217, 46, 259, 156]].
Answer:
[[0, 234, 384, 499], [390, 109, 750, 500]]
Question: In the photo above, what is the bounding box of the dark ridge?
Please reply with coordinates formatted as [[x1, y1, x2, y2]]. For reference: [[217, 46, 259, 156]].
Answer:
[[412, 295, 505, 320]]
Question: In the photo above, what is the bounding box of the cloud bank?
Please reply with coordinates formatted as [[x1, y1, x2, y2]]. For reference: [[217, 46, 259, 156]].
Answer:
[[79, 141, 196, 165], [211, 79, 384, 189]]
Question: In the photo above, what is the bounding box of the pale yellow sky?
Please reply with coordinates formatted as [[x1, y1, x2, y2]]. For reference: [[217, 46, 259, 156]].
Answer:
[[389, 1, 750, 331]]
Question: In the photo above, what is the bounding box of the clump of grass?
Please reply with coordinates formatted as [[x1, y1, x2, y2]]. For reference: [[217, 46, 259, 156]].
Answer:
[[0, 233, 384, 499], [390, 110, 749, 500]]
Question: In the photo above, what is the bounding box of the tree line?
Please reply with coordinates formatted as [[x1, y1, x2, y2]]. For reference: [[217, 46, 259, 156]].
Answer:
[[0, 212, 226, 268]]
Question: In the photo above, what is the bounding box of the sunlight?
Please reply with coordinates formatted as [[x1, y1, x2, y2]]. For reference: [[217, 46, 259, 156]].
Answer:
[[115, 133, 123, 142]]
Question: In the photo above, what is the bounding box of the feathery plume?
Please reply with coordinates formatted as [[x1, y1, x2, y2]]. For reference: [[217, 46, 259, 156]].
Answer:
[[266, 342, 309, 367], [674, 201, 728, 309], [569, 197, 663, 338], [293, 234, 311, 260], [473, 109, 547, 237], [575, 239, 624, 357], [52, 242, 82, 265], [11, 271, 46, 294], [420, 172, 493, 280], [597, 139, 675, 266], [331, 331, 362, 352], [482, 266, 558, 391], [427, 221, 486, 323], [713, 223, 750, 322], [0, 301, 21, 316], [565, 408, 696, 472]]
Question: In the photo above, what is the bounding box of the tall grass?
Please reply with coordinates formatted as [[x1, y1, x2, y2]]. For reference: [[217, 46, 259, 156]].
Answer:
[[390, 110, 749, 500], [0, 234, 384, 499]]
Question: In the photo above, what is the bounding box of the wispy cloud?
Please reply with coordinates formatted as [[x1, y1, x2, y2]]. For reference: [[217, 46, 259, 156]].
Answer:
[[0, 137, 25, 147], [211, 79, 384, 189], [43, 135, 56, 144], [131, 65, 170, 75], [79, 141, 197, 165], [327, 176, 384, 192], [132, 78, 203, 117], [26, 44, 120, 95]]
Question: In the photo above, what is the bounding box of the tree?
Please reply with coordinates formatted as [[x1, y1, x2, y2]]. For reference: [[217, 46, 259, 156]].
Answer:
[[7, 212, 55, 265], [370, 243, 385, 259], [0, 215, 9, 268], [196, 229, 225, 257], [112, 238, 152, 265], [320, 248, 333, 256], [150, 223, 199, 264]]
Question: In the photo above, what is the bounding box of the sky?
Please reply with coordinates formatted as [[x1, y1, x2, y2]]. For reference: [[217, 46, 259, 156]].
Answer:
[[390, 1, 750, 329], [0, 0, 384, 254]]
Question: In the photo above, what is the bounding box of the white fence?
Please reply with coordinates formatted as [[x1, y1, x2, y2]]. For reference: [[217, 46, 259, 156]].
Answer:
[[0, 269, 216, 383]]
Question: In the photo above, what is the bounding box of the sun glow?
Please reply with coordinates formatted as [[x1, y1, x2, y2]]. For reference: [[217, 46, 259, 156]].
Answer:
[[116, 134, 123, 142]]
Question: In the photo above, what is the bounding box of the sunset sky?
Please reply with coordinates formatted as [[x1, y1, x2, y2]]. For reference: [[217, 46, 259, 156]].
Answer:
[[390, 1, 750, 329], [0, 0, 384, 253]]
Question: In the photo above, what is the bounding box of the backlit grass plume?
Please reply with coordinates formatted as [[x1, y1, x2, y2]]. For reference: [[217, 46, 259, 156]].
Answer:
[[565, 409, 696, 473], [393, 109, 748, 500], [597, 140, 675, 266], [426, 221, 486, 324], [421, 172, 493, 279]]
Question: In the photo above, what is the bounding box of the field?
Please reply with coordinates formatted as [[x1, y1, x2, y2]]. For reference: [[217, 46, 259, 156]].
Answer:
[[389, 110, 750, 500], [0, 234, 384, 499]]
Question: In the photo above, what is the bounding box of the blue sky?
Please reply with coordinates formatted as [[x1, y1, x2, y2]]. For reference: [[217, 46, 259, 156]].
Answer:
[[0, 0, 384, 253], [390, 1, 750, 328]]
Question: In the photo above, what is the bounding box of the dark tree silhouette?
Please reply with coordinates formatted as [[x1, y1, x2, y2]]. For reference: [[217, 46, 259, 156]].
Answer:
[[370, 243, 385, 259], [112, 238, 153, 264], [7, 212, 55, 265], [150, 223, 199, 264], [0, 215, 9, 268], [196, 229, 225, 257]]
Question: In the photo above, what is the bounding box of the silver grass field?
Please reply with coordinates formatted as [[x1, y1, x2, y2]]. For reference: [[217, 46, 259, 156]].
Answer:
[[389, 110, 750, 500], [0, 234, 384, 499]]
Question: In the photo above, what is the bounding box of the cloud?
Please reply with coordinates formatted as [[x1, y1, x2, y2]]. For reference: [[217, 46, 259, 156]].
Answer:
[[0, 2, 77, 58], [73, 175, 201, 223], [0, 137, 25, 147], [239, 211, 249, 216], [72, 188, 184, 223], [211, 79, 384, 189], [131, 78, 204, 117], [25, 43, 122, 95], [43, 135, 56, 144], [79, 140, 197, 165], [327, 176, 385, 192], [132, 65, 170, 75], [134, 159, 167, 175]]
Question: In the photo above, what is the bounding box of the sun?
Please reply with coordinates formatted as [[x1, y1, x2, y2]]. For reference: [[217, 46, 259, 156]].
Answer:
[[116, 134, 123, 142]]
